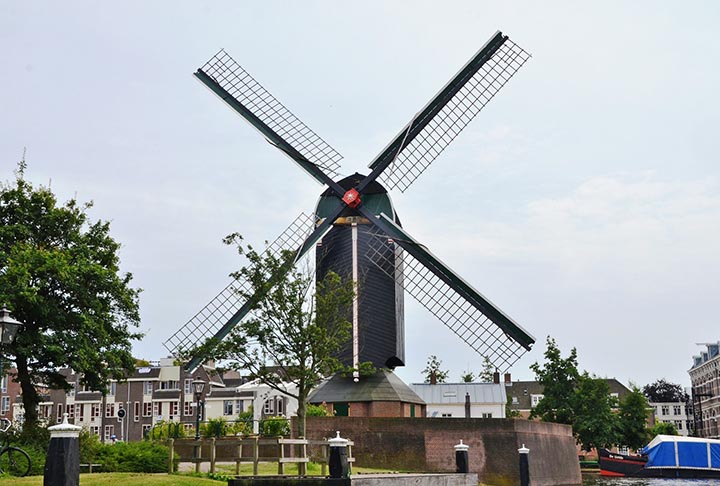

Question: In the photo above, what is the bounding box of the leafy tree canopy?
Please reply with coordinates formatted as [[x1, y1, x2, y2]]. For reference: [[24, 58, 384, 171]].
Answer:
[[573, 372, 619, 452], [0, 163, 142, 427], [460, 371, 475, 383], [529, 336, 579, 424], [478, 355, 495, 383], [643, 379, 688, 403], [617, 385, 650, 449], [422, 355, 449, 383], [196, 234, 356, 437], [649, 421, 679, 437]]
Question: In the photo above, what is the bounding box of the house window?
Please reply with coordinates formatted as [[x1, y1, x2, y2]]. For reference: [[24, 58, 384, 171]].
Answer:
[[144, 381, 153, 395], [482, 413, 493, 418], [183, 401, 193, 416], [77, 403, 84, 420], [67, 404, 75, 420], [169, 401, 179, 419], [512, 396, 519, 404], [57, 403, 64, 422], [153, 402, 160, 418], [0, 396, 10, 415], [89, 426, 100, 437], [159, 381, 179, 390], [68, 383, 75, 398], [674, 405, 682, 415], [675, 420, 683, 430], [0, 375, 7, 393], [661, 406, 669, 415], [224, 400, 234, 416], [184, 379, 193, 395], [91, 403, 101, 418], [143, 402, 152, 417], [105, 403, 115, 418], [441, 413, 453, 417], [104, 425, 114, 441], [235, 400, 244, 414], [263, 399, 274, 415], [108, 382, 116, 397], [531, 394, 544, 406], [142, 424, 152, 438], [134, 402, 140, 422]]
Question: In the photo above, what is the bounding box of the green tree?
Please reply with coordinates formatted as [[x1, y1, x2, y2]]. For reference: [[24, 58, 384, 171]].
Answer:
[[478, 355, 495, 382], [643, 379, 687, 403], [460, 370, 475, 383], [529, 337, 579, 424], [617, 385, 650, 449], [422, 355, 449, 383], [204, 235, 355, 438], [572, 372, 619, 452], [0, 164, 142, 428], [649, 421, 678, 437]]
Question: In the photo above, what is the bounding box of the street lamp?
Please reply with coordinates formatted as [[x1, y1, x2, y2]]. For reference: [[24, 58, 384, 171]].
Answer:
[[0, 307, 24, 345], [193, 378, 206, 440]]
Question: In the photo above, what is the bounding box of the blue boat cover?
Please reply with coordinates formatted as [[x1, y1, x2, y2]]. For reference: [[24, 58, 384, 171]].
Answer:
[[642, 435, 720, 470]]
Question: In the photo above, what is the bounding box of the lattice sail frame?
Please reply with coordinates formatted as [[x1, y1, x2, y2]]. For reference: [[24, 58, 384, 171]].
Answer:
[[162, 213, 316, 358], [199, 50, 343, 179], [363, 226, 528, 372], [380, 39, 530, 193]]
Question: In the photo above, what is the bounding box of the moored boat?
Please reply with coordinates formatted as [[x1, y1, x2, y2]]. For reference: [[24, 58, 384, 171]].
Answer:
[[599, 435, 720, 478]]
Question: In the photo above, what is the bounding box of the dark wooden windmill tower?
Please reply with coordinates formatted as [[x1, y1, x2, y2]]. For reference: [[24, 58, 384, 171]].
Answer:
[[164, 31, 535, 378]]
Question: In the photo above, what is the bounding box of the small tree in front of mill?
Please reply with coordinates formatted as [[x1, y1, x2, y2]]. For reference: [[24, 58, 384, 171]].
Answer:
[[204, 234, 355, 438], [572, 372, 619, 452], [422, 355, 449, 383], [529, 337, 580, 425], [617, 385, 651, 449]]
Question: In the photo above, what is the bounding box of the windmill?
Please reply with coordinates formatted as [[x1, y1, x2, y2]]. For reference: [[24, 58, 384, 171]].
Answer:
[[164, 30, 535, 376]]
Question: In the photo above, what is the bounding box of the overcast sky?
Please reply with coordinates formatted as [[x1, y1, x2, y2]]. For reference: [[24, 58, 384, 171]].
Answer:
[[2, 2, 719, 389]]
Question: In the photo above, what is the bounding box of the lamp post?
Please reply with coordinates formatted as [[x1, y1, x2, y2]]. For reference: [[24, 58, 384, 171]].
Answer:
[[0, 307, 24, 346], [193, 378, 206, 440]]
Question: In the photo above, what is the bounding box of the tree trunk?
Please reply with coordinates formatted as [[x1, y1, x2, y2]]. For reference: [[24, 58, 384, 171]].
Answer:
[[15, 355, 40, 428], [296, 395, 307, 439]]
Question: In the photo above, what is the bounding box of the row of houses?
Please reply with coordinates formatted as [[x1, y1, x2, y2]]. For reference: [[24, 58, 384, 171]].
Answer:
[[4, 343, 718, 443]]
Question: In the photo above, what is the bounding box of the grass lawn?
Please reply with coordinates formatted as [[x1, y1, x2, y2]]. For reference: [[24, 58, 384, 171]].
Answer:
[[0, 473, 225, 486]]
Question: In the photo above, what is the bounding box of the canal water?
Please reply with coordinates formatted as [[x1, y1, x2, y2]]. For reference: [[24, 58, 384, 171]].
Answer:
[[583, 476, 720, 486]]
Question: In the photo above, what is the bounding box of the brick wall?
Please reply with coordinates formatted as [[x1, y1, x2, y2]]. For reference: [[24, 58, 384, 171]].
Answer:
[[303, 417, 581, 486]]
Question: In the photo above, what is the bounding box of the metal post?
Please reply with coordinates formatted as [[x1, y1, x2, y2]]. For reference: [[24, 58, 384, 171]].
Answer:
[[351, 221, 360, 383], [44, 413, 82, 486], [454, 439, 469, 473], [328, 431, 349, 479], [519, 444, 530, 486]]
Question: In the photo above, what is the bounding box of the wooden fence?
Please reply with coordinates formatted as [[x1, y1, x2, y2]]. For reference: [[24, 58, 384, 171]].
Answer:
[[167, 436, 354, 476]]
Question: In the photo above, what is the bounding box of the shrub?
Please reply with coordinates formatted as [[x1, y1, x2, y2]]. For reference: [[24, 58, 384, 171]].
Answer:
[[306, 403, 331, 417], [201, 417, 227, 438], [261, 416, 290, 437], [147, 420, 186, 441], [97, 440, 173, 473]]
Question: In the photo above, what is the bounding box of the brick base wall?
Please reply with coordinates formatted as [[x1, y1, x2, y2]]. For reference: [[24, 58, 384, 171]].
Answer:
[[302, 417, 581, 486]]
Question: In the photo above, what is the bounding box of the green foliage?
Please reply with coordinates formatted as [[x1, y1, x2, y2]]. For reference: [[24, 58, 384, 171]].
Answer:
[[0, 165, 142, 427], [201, 418, 227, 438], [306, 403, 331, 417], [478, 356, 495, 382], [617, 386, 651, 449], [79, 428, 103, 466], [529, 337, 579, 424], [422, 355, 449, 383], [147, 420, 186, 440], [261, 416, 290, 437], [649, 421, 679, 437], [506, 394, 520, 418], [643, 379, 687, 403], [98, 440, 174, 473], [460, 371, 475, 383], [186, 237, 355, 438], [572, 373, 619, 452]]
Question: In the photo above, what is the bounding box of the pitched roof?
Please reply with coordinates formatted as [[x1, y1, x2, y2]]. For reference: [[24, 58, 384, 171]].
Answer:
[[506, 378, 632, 411], [308, 370, 424, 405], [410, 382, 506, 405]]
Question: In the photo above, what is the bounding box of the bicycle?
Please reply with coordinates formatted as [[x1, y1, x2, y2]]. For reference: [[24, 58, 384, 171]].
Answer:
[[0, 417, 31, 477]]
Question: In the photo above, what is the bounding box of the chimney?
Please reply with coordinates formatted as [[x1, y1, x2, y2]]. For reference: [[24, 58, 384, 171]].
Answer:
[[430, 371, 437, 385], [493, 372, 500, 384], [464, 392, 471, 418], [504, 373, 511, 384]]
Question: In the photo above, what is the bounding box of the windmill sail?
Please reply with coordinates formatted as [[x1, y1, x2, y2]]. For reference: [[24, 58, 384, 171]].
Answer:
[[367, 32, 530, 193], [362, 213, 534, 372], [163, 213, 315, 371], [195, 50, 343, 185]]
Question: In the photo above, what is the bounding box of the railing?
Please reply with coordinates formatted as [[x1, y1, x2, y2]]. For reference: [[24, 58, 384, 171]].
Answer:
[[167, 436, 354, 476]]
